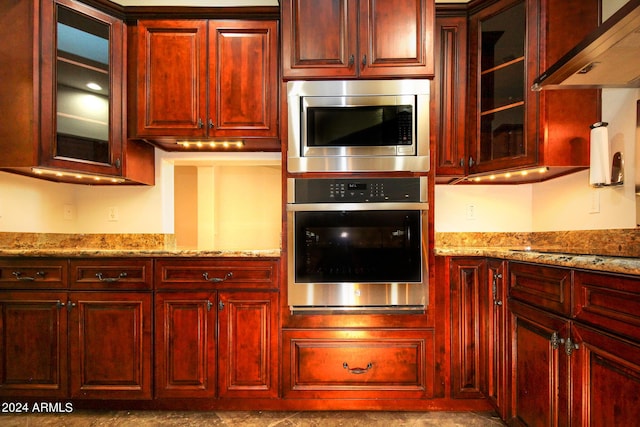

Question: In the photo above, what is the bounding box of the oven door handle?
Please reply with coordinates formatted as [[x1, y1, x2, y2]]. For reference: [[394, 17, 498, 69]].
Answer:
[[286, 202, 429, 212]]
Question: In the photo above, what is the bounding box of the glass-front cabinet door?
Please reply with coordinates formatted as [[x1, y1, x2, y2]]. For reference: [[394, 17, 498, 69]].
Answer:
[[469, 0, 531, 174], [40, 0, 123, 177]]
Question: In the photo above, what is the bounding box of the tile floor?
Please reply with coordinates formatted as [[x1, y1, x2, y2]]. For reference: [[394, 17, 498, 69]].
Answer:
[[0, 410, 506, 426]]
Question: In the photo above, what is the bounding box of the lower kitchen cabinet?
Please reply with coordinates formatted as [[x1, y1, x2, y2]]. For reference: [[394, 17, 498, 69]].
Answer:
[[154, 258, 280, 400], [486, 259, 507, 419], [155, 290, 278, 399], [69, 292, 152, 400], [508, 298, 571, 427], [0, 291, 68, 398], [282, 329, 435, 400]]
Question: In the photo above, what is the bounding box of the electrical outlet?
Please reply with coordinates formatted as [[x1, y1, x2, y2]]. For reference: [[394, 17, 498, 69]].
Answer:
[[108, 206, 119, 222], [63, 204, 75, 220], [466, 204, 477, 220]]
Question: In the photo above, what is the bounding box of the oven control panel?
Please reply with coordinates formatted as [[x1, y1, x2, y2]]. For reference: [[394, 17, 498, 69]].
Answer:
[[292, 177, 423, 203]]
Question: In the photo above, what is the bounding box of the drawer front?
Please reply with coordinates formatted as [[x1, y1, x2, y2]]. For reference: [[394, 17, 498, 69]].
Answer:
[[509, 262, 572, 316], [283, 330, 434, 399], [574, 271, 640, 341], [69, 259, 153, 290], [0, 258, 67, 289], [155, 259, 278, 290]]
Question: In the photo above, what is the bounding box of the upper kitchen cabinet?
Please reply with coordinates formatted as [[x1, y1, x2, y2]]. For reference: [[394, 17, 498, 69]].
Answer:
[[281, 0, 435, 79], [460, 0, 600, 183], [0, 0, 154, 185], [129, 19, 279, 152]]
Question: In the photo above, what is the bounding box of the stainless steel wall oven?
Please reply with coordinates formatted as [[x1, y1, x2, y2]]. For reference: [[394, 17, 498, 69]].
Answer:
[[287, 177, 428, 313]]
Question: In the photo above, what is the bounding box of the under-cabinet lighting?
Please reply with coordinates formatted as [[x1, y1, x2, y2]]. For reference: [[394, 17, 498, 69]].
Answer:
[[177, 140, 245, 149], [32, 168, 125, 183], [468, 167, 549, 183]]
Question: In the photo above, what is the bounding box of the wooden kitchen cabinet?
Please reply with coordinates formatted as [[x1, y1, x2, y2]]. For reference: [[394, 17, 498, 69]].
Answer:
[[485, 259, 507, 419], [0, 291, 69, 398], [463, 0, 600, 181], [131, 19, 279, 151], [155, 292, 217, 399], [449, 257, 488, 399], [154, 258, 279, 399], [0, 0, 154, 185], [68, 291, 153, 400], [433, 6, 468, 182], [281, 0, 434, 79], [282, 329, 435, 399]]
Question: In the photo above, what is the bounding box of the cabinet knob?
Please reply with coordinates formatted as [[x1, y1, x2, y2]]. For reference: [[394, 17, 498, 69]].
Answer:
[[468, 157, 475, 168], [349, 54, 354, 66], [362, 54, 367, 66], [208, 119, 214, 129], [218, 300, 225, 311], [197, 118, 204, 129]]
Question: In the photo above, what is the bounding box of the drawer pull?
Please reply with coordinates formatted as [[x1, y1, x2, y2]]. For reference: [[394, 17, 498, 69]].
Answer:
[[343, 362, 373, 374], [96, 272, 128, 282], [202, 272, 233, 283], [12, 271, 45, 281]]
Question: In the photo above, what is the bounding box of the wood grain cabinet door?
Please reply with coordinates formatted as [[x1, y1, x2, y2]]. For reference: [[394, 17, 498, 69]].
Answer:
[[0, 292, 68, 398], [68, 292, 152, 399], [154, 292, 217, 399], [135, 20, 208, 137], [358, 0, 434, 78], [217, 291, 278, 398], [209, 20, 278, 138], [281, 0, 358, 78], [508, 299, 570, 427]]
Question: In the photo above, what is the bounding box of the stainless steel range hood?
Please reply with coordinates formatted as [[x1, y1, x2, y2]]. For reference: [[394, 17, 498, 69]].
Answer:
[[532, 0, 640, 90]]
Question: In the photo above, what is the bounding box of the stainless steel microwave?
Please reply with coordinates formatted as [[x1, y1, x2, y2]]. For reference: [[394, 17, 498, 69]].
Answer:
[[287, 80, 430, 173]]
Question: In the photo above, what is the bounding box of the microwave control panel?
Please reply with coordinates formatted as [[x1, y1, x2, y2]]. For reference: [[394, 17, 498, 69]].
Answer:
[[292, 177, 423, 203]]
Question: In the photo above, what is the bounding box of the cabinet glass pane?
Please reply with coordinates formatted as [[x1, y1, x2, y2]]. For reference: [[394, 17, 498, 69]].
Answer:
[[56, 6, 110, 164], [480, 105, 524, 162], [480, 2, 525, 72], [481, 61, 524, 112], [479, 1, 525, 164]]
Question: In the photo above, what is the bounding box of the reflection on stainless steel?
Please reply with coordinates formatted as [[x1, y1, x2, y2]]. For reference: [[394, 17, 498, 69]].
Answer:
[[287, 80, 430, 173]]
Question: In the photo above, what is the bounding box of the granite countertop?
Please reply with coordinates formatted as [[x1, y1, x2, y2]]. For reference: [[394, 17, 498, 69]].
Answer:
[[434, 247, 640, 276], [0, 248, 281, 258]]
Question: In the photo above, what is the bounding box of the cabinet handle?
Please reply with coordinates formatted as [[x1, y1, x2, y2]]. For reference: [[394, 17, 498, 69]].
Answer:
[[551, 332, 561, 350], [218, 300, 225, 311], [208, 119, 214, 129], [349, 54, 354, 66], [12, 271, 45, 281], [343, 362, 373, 374], [560, 337, 579, 356], [66, 301, 77, 312], [197, 118, 204, 129], [96, 272, 127, 283], [468, 157, 475, 168], [362, 54, 367, 66], [459, 158, 465, 167], [202, 272, 233, 283], [207, 300, 214, 312], [56, 300, 65, 309]]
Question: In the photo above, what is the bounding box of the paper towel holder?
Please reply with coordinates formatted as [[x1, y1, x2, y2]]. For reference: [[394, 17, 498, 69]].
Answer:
[[592, 151, 624, 187]]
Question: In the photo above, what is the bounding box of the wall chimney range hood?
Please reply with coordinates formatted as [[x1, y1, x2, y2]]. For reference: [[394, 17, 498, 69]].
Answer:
[[532, 0, 640, 90]]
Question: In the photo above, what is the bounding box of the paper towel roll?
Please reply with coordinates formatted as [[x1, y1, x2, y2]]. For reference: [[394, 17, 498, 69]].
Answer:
[[589, 123, 611, 186]]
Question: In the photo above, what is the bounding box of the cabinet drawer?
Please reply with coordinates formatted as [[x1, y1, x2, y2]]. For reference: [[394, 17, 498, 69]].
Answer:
[[574, 271, 640, 341], [0, 258, 67, 289], [509, 262, 572, 316], [155, 259, 278, 290], [69, 259, 153, 290], [283, 329, 433, 399]]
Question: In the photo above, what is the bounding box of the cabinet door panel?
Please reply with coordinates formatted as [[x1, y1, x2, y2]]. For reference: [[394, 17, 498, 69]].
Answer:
[[573, 324, 640, 426], [450, 258, 488, 398], [0, 258, 67, 290], [210, 20, 278, 137], [509, 262, 572, 316], [155, 292, 216, 398], [69, 292, 152, 399], [0, 292, 68, 398], [359, 0, 434, 77], [69, 258, 153, 290], [509, 299, 570, 427], [218, 291, 278, 398], [136, 20, 208, 137], [282, 0, 358, 78]]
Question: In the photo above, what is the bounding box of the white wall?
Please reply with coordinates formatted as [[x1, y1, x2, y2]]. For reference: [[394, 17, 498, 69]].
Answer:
[[435, 0, 639, 233]]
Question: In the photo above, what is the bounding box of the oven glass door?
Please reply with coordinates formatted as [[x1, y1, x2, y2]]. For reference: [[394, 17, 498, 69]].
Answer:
[[293, 210, 422, 284]]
